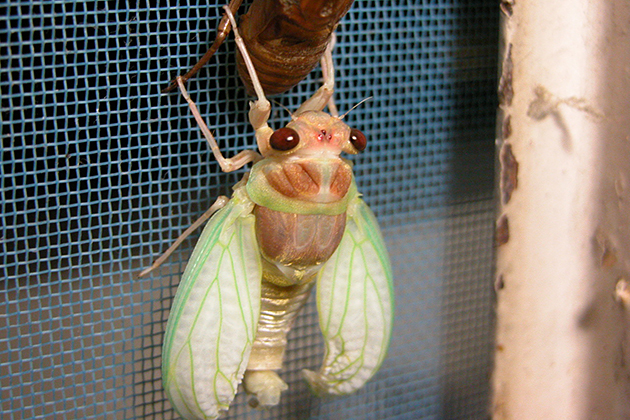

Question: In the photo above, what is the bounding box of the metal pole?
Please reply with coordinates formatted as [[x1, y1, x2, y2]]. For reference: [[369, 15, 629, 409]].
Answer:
[[492, 1, 630, 418]]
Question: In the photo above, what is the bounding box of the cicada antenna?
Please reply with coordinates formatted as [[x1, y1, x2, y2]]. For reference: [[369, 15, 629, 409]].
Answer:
[[270, 99, 294, 119], [340, 96, 373, 120]]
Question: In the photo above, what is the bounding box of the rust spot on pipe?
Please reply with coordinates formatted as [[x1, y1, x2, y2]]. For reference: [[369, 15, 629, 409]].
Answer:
[[500, 143, 518, 204], [495, 274, 505, 291], [599, 239, 617, 268], [502, 115, 512, 140], [498, 45, 513, 106], [595, 232, 618, 268], [500, 0, 514, 16], [601, 246, 618, 268], [495, 215, 510, 246]]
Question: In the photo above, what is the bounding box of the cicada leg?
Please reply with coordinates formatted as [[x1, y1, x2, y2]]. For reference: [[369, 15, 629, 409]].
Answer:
[[142, 20, 265, 277], [162, 0, 243, 93], [140, 69, 262, 278], [295, 34, 337, 116], [176, 76, 263, 172], [138, 195, 230, 278], [322, 34, 340, 118], [221, 5, 273, 156]]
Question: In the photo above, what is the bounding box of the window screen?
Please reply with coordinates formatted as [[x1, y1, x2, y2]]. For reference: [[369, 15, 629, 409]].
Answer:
[[1, 1, 498, 418]]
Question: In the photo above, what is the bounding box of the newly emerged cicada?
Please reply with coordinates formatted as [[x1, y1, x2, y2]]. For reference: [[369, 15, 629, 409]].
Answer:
[[152, 7, 393, 419]]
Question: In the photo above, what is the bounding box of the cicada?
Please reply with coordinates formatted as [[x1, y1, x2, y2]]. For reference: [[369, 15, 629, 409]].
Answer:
[[158, 7, 393, 420]]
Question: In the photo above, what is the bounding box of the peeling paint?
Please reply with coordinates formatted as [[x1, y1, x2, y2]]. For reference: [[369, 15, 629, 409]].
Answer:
[[528, 85, 603, 120], [527, 86, 573, 151], [496, 215, 510, 246]]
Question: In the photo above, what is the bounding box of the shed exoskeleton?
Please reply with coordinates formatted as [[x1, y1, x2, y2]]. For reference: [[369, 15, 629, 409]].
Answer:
[[159, 7, 393, 419], [162, 0, 356, 96]]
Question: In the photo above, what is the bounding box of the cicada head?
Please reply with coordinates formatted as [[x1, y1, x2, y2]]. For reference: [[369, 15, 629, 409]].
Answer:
[[257, 111, 366, 159]]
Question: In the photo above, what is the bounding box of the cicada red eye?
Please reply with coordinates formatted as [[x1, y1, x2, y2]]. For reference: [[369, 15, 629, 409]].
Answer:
[[270, 127, 300, 151], [349, 128, 367, 152]]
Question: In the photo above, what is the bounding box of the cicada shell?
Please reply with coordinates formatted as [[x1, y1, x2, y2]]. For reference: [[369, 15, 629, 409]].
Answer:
[[164, 0, 356, 96]]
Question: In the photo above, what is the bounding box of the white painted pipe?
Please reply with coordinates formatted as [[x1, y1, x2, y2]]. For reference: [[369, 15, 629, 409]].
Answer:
[[492, 1, 630, 419]]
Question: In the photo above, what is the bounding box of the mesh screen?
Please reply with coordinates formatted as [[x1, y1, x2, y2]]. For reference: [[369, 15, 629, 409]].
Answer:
[[1, 1, 498, 419]]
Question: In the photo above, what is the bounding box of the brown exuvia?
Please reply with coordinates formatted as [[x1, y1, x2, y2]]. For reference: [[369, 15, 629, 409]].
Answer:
[[163, 0, 356, 95]]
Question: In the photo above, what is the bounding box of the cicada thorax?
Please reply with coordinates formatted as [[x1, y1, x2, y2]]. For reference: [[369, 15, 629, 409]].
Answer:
[[262, 159, 354, 204], [254, 156, 352, 274], [250, 155, 355, 285]]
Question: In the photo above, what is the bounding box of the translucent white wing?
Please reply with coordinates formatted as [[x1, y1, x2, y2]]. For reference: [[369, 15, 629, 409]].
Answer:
[[304, 197, 394, 395], [162, 195, 261, 420]]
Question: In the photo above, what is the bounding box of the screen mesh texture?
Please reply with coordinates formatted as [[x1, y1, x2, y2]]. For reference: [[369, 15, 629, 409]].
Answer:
[[1, 1, 498, 419]]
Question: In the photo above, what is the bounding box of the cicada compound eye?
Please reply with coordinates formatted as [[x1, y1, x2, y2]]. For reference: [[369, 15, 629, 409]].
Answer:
[[349, 128, 367, 152], [270, 127, 300, 151]]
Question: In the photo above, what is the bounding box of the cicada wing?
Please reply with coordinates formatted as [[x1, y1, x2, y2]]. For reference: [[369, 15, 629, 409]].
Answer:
[[304, 198, 394, 395], [162, 197, 262, 420]]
